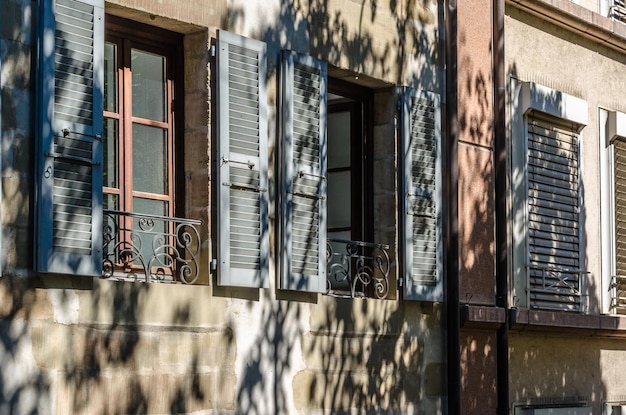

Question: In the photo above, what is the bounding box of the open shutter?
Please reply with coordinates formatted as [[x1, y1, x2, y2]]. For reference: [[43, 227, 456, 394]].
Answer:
[[614, 139, 626, 279], [526, 116, 582, 311], [279, 51, 327, 292], [36, 0, 104, 276], [401, 88, 442, 301], [216, 30, 269, 288]]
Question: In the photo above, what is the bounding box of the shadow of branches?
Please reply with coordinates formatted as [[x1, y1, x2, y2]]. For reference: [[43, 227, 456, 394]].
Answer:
[[223, 1, 445, 413]]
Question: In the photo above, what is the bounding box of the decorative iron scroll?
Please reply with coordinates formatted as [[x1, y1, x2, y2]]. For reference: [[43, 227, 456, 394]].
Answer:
[[102, 210, 202, 284], [326, 238, 391, 299], [527, 264, 586, 313]]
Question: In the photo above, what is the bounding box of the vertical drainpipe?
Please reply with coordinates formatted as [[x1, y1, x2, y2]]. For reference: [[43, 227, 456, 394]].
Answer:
[[493, 0, 509, 413], [445, 0, 460, 413]]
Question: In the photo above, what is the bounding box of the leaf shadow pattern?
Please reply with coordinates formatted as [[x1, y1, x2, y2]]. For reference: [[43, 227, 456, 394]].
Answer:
[[223, 0, 445, 413]]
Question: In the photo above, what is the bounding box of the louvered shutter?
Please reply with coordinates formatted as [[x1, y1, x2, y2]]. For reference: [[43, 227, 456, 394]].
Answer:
[[615, 139, 626, 278], [401, 88, 442, 301], [526, 116, 582, 311], [279, 51, 327, 292], [36, 0, 104, 276], [216, 30, 269, 288]]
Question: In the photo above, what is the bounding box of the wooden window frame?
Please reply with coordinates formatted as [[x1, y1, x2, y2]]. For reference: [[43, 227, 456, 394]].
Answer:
[[104, 15, 184, 218], [327, 77, 374, 243], [103, 15, 185, 278]]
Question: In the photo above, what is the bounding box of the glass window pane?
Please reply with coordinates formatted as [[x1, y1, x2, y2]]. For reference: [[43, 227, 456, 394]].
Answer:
[[131, 49, 166, 121], [133, 197, 167, 218], [132, 197, 168, 267], [103, 118, 118, 189], [132, 123, 168, 195], [328, 171, 351, 229], [104, 43, 117, 112], [328, 111, 351, 169], [103, 194, 118, 211]]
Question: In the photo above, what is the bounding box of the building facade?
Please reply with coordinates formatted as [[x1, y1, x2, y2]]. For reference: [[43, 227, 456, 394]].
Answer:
[[459, 0, 626, 414], [1, 0, 449, 413], [7, 0, 626, 414]]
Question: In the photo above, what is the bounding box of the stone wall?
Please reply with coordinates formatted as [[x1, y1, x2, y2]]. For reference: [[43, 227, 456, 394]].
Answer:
[[0, 0, 447, 413]]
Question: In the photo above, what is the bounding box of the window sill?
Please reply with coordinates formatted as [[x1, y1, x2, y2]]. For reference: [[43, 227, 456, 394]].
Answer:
[[460, 305, 506, 329], [510, 307, 626, 337]]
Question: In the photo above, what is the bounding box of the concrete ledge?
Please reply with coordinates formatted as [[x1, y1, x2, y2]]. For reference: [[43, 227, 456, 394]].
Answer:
[[460, 305, 506, 329], [510, 308, 626, 337], [508, 0, 626, 54]]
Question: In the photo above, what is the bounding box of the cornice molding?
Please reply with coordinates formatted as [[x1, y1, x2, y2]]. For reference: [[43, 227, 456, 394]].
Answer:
[[508, 0, 626, 53]]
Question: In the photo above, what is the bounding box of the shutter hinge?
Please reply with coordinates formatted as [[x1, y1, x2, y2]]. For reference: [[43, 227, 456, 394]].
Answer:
[[211, 258, 218, 271], [221, 156, 255, 169], [295, 170, 326, 181], [397, 277, 404, 289], [210, 45, 216, 59]]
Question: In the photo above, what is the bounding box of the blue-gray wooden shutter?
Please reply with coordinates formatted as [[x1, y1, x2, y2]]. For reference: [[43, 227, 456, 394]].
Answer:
[[526, 116, 582, 311], [216, 30, 269, 288], [36, 0, 104, 276], [401, 88, 443, 301], [279, 51, 327, 292]]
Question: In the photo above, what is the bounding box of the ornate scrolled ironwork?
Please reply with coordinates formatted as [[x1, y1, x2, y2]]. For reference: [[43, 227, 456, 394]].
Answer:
[[326, 238, 391, 299], [102, 210, 202, 284]]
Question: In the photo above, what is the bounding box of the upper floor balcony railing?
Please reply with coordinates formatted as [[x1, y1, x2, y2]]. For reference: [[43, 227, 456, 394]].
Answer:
[[102, 210, 202, 284], [610, 0, 626, 23], [327, 238, 391, 299], [610, 275, 626, 314]]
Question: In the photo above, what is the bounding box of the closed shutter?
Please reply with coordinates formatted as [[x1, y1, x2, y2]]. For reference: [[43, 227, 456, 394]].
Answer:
[[279, 51, 327, 292], [216, 30, 269, 288], [614, 139, 626, 278], [36, 0, 104, 276], [526, 116, 582, 311], [401, 88, 442, 301]]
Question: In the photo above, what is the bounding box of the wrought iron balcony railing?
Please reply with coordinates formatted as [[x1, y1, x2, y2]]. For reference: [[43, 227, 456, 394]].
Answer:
[[326, 238, 391, 299], [102, 210, 202, 284], [527, 264, 586, 313], [610, 275, 626, 314]]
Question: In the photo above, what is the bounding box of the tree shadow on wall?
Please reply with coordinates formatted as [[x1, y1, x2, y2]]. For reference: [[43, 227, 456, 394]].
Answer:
[[224, 0, 444, 413]]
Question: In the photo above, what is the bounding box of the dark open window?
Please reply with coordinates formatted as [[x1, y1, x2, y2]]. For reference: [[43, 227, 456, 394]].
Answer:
[[326, 79, 377, 296], [327, 79, 372, 245]]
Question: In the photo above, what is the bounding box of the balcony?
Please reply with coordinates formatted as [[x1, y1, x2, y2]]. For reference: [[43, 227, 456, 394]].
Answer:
[[102, 210, 203, 284], [326, 238, 391, 299]]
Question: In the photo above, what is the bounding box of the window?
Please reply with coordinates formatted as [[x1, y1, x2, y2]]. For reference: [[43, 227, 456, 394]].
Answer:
[[326, 80, 376, 297], [101, 16, 186, 281], [278, 51, 443, 300], [526, 115, 583, 311], [103, 17, 181, 224], [510, 82, 588, 312], [327, 80, 371, 246], [35, 0, 268, 287]]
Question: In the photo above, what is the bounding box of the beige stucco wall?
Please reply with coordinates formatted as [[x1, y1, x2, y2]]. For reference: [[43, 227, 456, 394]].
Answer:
[[506, 4, 626, 312], [0, 0, 446, 413], [510, 333, 626, 413], [506, 3, 626, 411]]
